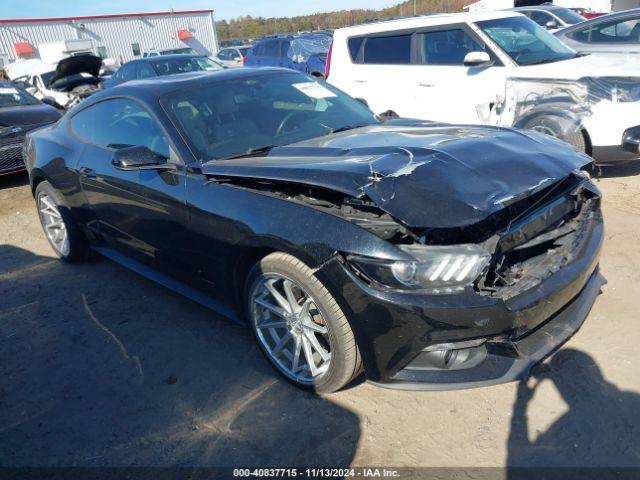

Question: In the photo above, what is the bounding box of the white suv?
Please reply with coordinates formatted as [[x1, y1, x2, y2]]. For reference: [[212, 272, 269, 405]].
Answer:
[[327, 11, 640, 165]]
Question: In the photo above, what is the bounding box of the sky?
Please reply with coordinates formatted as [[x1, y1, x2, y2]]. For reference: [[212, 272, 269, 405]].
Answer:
[[0, 0, 402, 21]]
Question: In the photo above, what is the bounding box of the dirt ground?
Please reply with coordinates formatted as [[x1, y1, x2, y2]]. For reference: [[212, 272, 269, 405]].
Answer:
[[1, 165, 639, 471]]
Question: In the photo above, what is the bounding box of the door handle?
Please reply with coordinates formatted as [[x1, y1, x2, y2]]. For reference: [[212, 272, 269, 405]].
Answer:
[[354, 79, 368, 83], [417, 82, 435, 87], [79, 167, 96, 179]]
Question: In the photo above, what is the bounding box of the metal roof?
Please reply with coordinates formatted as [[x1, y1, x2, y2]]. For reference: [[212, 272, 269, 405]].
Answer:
[[0, 10, 214, 24]]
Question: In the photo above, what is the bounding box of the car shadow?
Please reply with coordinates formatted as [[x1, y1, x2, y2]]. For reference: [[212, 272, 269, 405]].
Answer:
[[0, 171, 29, 189], [0, 244, 361, 468], [507, 348, 640, 471]]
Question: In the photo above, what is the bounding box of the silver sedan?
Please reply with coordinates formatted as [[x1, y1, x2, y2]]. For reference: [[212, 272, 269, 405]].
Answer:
[[555, 8, 640, 55]]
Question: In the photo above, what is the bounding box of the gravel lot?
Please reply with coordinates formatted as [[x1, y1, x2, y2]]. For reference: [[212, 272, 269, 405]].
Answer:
[[1, 166, 639, 470]]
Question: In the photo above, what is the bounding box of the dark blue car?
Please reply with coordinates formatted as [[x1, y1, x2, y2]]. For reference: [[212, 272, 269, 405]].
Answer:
[[104, 54, 225, 88], [245, 34, 331, 78]]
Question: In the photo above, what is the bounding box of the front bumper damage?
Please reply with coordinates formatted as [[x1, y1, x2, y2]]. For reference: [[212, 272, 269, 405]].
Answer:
[[315, 181, 605, 391]]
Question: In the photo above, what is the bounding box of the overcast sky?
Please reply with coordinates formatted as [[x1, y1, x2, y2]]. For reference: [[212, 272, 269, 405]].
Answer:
[[0, 0, 402, 21]]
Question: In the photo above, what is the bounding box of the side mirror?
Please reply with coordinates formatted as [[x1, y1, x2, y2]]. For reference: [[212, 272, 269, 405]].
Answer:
[[112, 146, 174, 171], [234, 57, 242, 63], [463, 51, 494, 68], [545, 20, 559, 29]]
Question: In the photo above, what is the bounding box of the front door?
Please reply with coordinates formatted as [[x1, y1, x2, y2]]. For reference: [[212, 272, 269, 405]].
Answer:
[[70, 97, 190, 274], [409, 27, 506, 125]]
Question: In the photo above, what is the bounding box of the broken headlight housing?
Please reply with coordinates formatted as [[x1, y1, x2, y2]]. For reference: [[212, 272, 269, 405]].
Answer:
[[347, 244, 491, 294]]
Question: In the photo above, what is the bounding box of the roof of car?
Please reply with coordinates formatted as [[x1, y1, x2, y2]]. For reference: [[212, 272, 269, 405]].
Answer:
[[333, 10, 522, 35], [135, 54, 207, 63], [257, 33, 331, 42], [556, 7, 640, 33], [512, 4, 566, 11], [77, 67, 294, 106]]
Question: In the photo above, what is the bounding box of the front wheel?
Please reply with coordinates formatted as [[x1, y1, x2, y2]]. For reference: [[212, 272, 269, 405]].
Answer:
[[246, 252, 362, 393], [523, 115, 587, 153]]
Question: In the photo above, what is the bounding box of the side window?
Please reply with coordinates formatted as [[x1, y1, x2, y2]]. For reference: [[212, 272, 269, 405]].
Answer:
[[280, 40, 291, 58], [138, 63, 156, 79], [262, 40, 281, 57], [252, 44, 264, 56], [230, 49, 241, 60], [419, 29, 486, 66], [361, 34, 412, 64], [572, 18, 640, 44], [71, 99, 169, 158], [218, 49, 231, 60], [120, 63, 137, 82], [348, 37, 365, 61], [529, 11, 554, 27]]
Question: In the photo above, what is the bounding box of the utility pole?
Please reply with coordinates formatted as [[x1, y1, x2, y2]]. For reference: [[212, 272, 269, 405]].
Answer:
[[414, 0, 417, 15]]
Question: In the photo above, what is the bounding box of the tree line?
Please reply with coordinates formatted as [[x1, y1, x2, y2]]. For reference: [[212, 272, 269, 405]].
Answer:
[[216, 0, 468, 41]]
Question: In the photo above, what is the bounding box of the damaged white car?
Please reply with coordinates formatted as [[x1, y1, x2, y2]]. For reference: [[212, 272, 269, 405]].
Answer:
[[7, 55, 102, 109], [327, 11, 640, 165]]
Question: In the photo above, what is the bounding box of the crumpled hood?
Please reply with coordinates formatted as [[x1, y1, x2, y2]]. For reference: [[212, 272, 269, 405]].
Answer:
[[51, 55, 102, 84], [203, 121, 591, 229]]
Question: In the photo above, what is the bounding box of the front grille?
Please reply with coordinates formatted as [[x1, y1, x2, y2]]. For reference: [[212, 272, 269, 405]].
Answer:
[[0, 140, 24, 173], [479, 177, 601, 299]]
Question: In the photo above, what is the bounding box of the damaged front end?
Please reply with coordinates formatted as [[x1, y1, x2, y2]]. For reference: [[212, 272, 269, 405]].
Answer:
[[202, 125, 604, 388], [49, 55, 103, 108]]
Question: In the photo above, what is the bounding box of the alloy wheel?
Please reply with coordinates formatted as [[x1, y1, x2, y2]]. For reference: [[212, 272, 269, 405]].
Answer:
[[38, 193, 70, 256], [250, 273, 332, 384]]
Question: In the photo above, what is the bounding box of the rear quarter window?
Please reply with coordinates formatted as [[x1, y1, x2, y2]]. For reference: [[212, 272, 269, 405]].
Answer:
[[347, 37, 365, 61]]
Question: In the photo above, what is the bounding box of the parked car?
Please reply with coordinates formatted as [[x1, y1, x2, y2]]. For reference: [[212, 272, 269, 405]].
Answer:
[[570, 7, 606, 20], [327, 11, 640, 165], [24, 68, 604, 393], [555, 8, 640, 55], [0, 82, 61, 175], [104, 55, 224, 88], [215, 45, 252, 68], [6, 56, 102, 109], [142, 47, 197, 57], [511, 5, 586, 31], [246, 34, 331, 78]]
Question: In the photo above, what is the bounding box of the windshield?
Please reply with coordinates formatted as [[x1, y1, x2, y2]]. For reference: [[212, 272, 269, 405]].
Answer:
[[552, 7, 585, 25], [152, 56, 223, 76], [477, 16, 576, 66], [163, 72, 378, 161], [0, 85, 39, 107]]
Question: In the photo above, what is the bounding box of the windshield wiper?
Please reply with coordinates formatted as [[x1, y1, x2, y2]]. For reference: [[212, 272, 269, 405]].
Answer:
[[219, 145, 279, 160], [324, 123, 372, 135]]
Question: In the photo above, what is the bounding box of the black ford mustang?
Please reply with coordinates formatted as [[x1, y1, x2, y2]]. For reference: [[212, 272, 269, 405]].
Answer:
[[0, 82, 61, 175], [24, 68, 604, 393]]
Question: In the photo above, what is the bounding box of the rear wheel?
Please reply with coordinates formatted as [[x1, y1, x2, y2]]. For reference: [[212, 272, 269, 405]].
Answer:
[[246, 252, 361, 393], [35, 181, 89, 262]]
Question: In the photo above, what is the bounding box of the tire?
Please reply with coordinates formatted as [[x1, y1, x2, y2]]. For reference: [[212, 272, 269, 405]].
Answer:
[[246, 252, 362, 393], [35, 181, 90, 263], [523, 115, 587, 153]]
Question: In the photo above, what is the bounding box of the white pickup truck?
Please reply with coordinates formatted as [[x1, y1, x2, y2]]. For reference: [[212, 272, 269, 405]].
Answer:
[[327, 11, 640, 164]]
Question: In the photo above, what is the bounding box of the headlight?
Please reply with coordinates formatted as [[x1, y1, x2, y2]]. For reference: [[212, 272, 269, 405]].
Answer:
[[347, 244, 491, 294]]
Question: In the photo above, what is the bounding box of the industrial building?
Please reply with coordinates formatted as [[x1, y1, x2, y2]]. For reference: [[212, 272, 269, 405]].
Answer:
[[0, 9, 219, 68]]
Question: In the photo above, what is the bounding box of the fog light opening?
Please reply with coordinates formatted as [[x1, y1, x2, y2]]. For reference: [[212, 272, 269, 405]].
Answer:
[[406, 340, 488, 372]]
